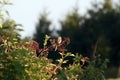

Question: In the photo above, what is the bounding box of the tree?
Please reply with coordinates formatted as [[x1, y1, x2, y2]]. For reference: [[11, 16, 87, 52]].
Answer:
[[33, 12, 51, 48], [59, 0, 120, 68], [59, 7, 85, 54], [83, 0, 120, 66]]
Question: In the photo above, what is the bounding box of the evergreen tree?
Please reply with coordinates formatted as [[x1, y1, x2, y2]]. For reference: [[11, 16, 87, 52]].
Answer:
[[83, 0, 120, 66], [59, 7, 84, 54], [59, 0, 120, 67], [33, 12, 51, 48]]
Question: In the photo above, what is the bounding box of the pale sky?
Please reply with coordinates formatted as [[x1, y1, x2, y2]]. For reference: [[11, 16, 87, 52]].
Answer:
[[7, 0, 118, 38]]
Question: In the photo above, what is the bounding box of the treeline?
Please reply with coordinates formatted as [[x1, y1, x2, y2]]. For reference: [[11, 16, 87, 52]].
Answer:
[[33, 0, 120, 66], [33, 0, 120, 77]]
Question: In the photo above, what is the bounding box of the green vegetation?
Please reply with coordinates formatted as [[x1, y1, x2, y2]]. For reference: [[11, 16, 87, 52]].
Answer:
[[0, 0, 119, 79], [33, 0, 120, 78]]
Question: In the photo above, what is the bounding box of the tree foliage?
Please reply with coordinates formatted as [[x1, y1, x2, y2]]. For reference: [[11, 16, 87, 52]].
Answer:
[[59, 0, 120, 67], [1, 0, 120, 79], [33, 12, 51, 48]]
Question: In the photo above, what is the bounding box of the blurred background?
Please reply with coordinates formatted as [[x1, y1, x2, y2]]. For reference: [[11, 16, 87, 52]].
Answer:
[[8, 0, 120, 79]]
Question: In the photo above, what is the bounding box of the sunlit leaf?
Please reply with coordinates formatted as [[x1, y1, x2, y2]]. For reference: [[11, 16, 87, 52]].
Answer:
[[63, 60, 68, 63], [0, 23, 2, 28], [57, 59, 63, 63], [43, 35, 50, 48], [59, 52, 63, 56]]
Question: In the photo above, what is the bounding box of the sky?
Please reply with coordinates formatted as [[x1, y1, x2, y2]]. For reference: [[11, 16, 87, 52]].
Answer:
[[6, 0, 93, 38], [7, 0, 118, 38]]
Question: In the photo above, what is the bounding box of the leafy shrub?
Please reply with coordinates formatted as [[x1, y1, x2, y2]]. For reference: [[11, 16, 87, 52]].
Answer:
[[0, 0, 108, 80], [0, 34, 108, 80]]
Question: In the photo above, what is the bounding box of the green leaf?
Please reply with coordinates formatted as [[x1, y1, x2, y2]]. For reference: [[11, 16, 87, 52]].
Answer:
[[59, 52, 63, 56], [57, 59, 63, 63], [43, 35, 50, 48], [0, 16, 4, 22], [63, 60, 68, 63], [5, 10, 10, 16], [16, 24, 22, 27], [0, 23, 2, 28], [54, 45, 57, 51], [7, 2, 13, 5], [0, 1, 2, 4], [3, 0, 7, 4], [65, 52, 74, 57], [69, 54, 75, 57], [16, 28, 23, 31]]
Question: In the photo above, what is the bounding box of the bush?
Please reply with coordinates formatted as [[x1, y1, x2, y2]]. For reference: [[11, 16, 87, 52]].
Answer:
[[0, 35, 108, 80], [0, 0, 108, 79]]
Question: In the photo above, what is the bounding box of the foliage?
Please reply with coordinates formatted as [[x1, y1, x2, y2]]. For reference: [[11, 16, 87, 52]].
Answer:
[[82, 0, 120, 66], [0, 0, 109, 80], [0, 1, 53, 79], [0, 33, 108, 80], [29, 36, 108, 80], [33, 12, 51, 48], [59, 0, 120, 68], [0, 36, 55, 79]]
